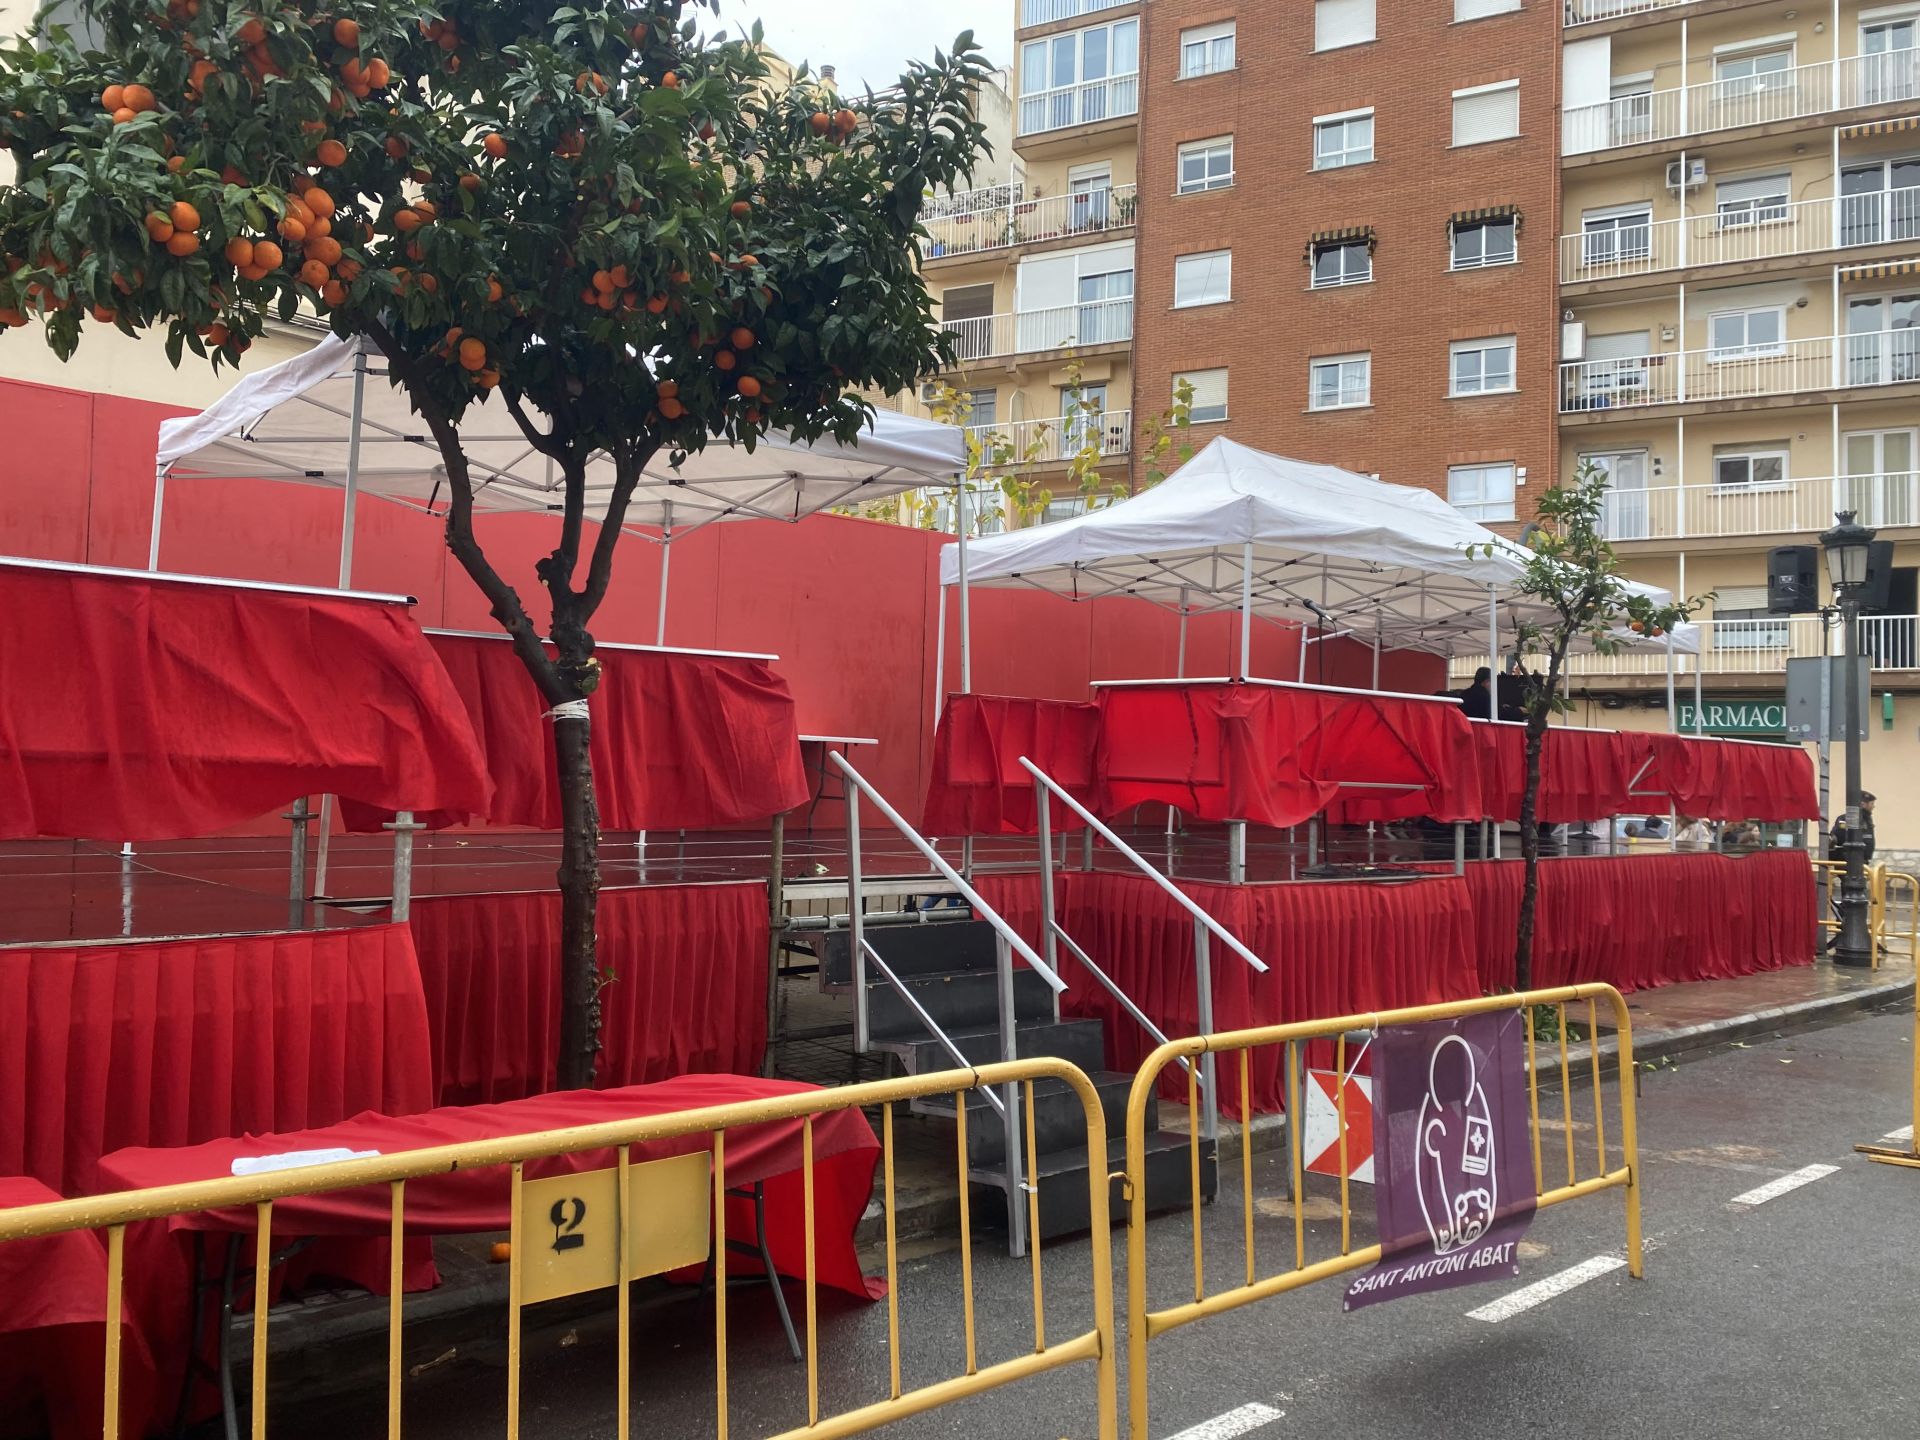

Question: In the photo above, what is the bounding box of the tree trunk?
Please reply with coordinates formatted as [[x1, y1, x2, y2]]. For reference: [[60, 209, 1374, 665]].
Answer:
[[552, 707, 602, 1090], [1513, 716, 1546, 994]]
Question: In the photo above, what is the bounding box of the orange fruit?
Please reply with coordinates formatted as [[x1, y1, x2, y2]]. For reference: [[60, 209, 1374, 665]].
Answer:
[[575, 71, 607, 95], [101, 84, 125, 112], [412, 199, 437, 222], [591, 269, 615, 294], [237, 263, 268, 281], [595, 288, 616, 311], [306, 235, 342, 265], [123, 84, 156, 113], [486, 277, 503, 302], [305, 187, 336, 218], [659, 396, 686, 419], [714, 348, 736, 372], [729, 326, 754, 350], [610, 263, 630, 288], [656, 379, 680, 400], [306, 214, 332, 239], [169, 200, 200, 232], [458, 173, 480, 192], [189, 59, 217, 95], [220, 165, 249, 186], [735, 254, 758, 268], [809, 111, 830, 135], [144, 212, 174, 242], [417, 273, 438, 294], [384, 135, 409, 160], [736, 374, 762, 398], [488, 1242, 511, 1264], [205, 321, 229, 345], [223, 236, 255, 267], [335, 258, 361, 281], [165, 230, 201, 256], [645, 293, 667, 314], [661, 70, 680, 89], [730, 200, 751, 218], [298, 258, 329, 287], [113, 107, 137, 124], [166, 155, 186, 173], [91, 304, 116, 322], [456, 337, 486, 371], [834, 108, 857, 136], [252, 239, 283, 269], [476, 369, 499, 389], [235, 17, 264, 46], [339, 56, 363, 85], [315, 138, 347, 168], [482, 133, 507, 159], [278, 216, 307, 243], [366, 58, 390, 89], [321, 279, 347, 306], [332, 17, 359, 47], [392, 208, 421, 233]]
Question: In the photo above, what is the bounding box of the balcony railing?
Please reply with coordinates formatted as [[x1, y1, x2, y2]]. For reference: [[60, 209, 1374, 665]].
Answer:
[[965, 411, 1133, 467], [1559, 190, 1920, 283], [1563, 0, 1696, 25], [1018, 73, 1140, 137], [1454, 615, 1920, 679], [1022, 0, 1134, 24], [940, 295, 1135, 361], [1560, 329, 1920, 413], [1563, 51, 1920, 153], [1596, 473, 1920, 542], [920, 183, 1138, 261]]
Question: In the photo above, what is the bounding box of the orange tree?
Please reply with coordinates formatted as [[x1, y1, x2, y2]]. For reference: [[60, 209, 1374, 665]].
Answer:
[[0, 1, 990, 1085]]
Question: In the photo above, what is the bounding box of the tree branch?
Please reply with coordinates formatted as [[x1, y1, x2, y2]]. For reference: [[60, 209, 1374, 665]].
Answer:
[[580, 438, 661, 618]]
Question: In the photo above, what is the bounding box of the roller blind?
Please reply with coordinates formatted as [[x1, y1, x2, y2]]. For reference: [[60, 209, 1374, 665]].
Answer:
[[1453, 83, 1520, 145], [1315, 0, 1375, 52]]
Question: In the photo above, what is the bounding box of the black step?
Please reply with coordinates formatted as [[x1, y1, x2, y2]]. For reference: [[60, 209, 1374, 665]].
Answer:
[[866, 967, 1056, 1042], [892, 1018, 1107, 1076], [813, 918, 997, 987], [951, 1070, 1155, 1167], [973, 1131, 1218, 1241]]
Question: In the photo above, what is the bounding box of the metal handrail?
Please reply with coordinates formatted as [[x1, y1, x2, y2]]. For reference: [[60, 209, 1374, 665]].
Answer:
[[864, 940, 1007, 1117]]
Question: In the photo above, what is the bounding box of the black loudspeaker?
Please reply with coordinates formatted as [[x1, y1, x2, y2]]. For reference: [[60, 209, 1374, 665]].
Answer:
[[1862, 540, 1895, 612], [1767, 545, 1818, 615]]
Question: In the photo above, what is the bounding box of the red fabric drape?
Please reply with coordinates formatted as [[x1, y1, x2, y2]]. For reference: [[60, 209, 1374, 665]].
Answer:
[[1624, 733, 1819, 821], [1409, 850, 1816, 992], [0, 566, 490, 840], [407, 884, 769, 1105], [1097, 684, 1482, 828], [1471, 724, 1636, 824], [974, 871, 1480, 1112], [344, 633, 808, 832], [97, 1076, 878, 1438], [920, 694, 1102, 835], [0, 923, 435, 1195], [0, 1178, 159, 1440]]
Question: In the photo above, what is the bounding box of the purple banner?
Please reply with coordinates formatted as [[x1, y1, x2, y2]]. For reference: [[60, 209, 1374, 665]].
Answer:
[[1344, 1010, 1536, 1310]]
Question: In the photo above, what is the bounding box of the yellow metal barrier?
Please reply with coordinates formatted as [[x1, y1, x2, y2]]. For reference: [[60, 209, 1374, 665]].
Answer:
[[1122, 984, 1643, 1439], [0, 1060, 1118, 1440]]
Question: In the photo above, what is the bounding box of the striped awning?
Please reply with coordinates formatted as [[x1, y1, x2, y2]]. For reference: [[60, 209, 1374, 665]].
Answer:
[[1839, 115, 1920, 139], [1838, 257, 1920, 282], [1304, 225, 1376, 262], [1448, 204, 1521, 232]]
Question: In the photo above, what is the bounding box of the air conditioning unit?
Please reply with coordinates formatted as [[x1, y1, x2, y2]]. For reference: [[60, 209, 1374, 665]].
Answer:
[[919, 382, 944, 403], [1665, 157, 1707, 192]]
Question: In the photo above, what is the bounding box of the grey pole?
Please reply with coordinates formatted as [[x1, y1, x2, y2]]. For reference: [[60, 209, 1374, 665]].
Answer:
[[1035, 769, 1061, 1023], [995, 933, 1029, 1260], [934, 582, 948, 711], [385, 810, 420, 922], [1239, 541, 1254, 679], [956, 482, 972, 694], [1836, 590, 1874, 966], [1818, 626, 1833, 857], [763, 814, 785, 1077], [338, 339, 369, 588], [1193, 917, 1219, 1146], [1176, 585, 1189, 678], [656, 502, 672, 646], [848, 786, 867, 1051], [286, 796, 311, 928], [1664, 627, 1677, 732], [1487, 586, 1500, 718]]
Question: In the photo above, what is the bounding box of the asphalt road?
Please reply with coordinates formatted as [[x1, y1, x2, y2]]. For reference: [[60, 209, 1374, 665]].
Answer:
[[272, 1005, 1920, 1440]]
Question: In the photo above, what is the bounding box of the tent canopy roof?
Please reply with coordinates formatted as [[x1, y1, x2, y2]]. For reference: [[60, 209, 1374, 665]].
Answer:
[[156, 333, 965, 540], [940, 437, 1692, 657]]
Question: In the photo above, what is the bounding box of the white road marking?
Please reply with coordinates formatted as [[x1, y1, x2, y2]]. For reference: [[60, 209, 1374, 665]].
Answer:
[[1163, 1403, 1286, 1439], [1881, 1125, 1913, 1143], [1729, 1163, 1840, 1207], [1465, 1255, 1626, 1324]]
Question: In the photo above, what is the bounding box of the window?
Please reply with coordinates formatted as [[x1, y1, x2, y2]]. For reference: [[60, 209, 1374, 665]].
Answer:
[[1712, 585, 1789, 651], [1062, 381, 1109, 452], [1715, 173, 1791, 227], [1309, 352, 1371, 409], [1178, 136, 1234, 193], [1452, 80, 1520, 146], [1448, 462, 1517, 521], [1176, 368, 1229, 423], [965, 388, 998, 428], [1173, 249, 1232, 308], [1311, 239, 1372, 288], [1455, 0, 1521, 17], [1714, 446, 1789, 488], [1313, 110, 1374, 170], [1066, 165, 1114, 231], [1179, 21, 1235, 78], [1713, 45, 1793, 92], [1581, 205, 1652, 265], [1450, 336, 1517, 395], [1860, 18, 1919, 105], [1017, 19, 1140, 135], [1708, 306, 1785, 359], [1451, 216, 1517, 269], [1314, 0, 1375, 51]]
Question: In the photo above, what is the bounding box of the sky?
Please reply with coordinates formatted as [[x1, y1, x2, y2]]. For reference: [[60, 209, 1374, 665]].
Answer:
[[717, 0, 1016, 92]]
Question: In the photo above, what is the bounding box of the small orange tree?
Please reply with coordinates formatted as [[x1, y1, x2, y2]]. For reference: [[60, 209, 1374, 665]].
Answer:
[[0, 1, 990, 1085]]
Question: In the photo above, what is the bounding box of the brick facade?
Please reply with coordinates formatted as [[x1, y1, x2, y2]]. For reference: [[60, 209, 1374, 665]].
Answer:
[[1133, 1, 1562, 525]]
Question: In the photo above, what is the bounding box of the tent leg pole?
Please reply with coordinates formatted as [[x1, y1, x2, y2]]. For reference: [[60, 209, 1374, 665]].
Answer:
[[1177, 586, 1188, 679], [1239, 541, 1253, 680], [386, 811, 420, 923], [657, 512, 673, 647], [312, 795, 335, 898], [956, 482, 972, 694], [934, 582, 948, 714], [1454, 822, 1466, 876], [1487, 585, 1499, 719], [1228, 821, 1246, 885], [286, 796, 311, 930], [1665, 629, 1677, 733], [1693, 662, 1704, 737], [764, 814, 785, 1078], [1306, 818, 1318, 868], [148, 471, 166, 571], [338, 341, 368, 589]]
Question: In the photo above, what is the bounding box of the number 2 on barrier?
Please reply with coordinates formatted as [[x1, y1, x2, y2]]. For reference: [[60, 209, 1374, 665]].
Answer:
[[517, 1152, 711, 1305]]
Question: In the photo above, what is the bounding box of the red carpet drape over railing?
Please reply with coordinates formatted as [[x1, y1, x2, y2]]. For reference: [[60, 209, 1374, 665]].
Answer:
[[0, 564, 490, 840], [920, 694, 1102, 835], [974, 870, 1481, 1112], [1624, 733, 1819, 821], [0, 923, 435, 1195], [1470, 723, 1636, 824], [406, 883, 769, 1105], [345, 632, 808, 832]]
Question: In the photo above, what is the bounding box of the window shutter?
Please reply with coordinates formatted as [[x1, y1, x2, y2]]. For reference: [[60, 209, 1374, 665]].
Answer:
[[1314, 0, 1374, 52], [1716, 173, 1790, 204], [1452, 84, 1520, 145], [1177, 368, 1228, 413], [1455, 0, 1521, 19], [1586, 330, 1651, 362]]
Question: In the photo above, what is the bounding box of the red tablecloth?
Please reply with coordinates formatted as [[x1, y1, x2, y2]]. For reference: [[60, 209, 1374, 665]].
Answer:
[[1625, 733, 1819, 821], [407, 883, 770, 1104], [1471, 723, 1636, 824], [974, 870, 1480, 1113], [343, 633, 808, 832], [0, 565, 491, 840], [0, 923, 436, 1194], [920, 694, 1102, 835], [0, 1178, 158, 1440], [95, 1076, 880, 1436], [1411, 850, 1817, 992]]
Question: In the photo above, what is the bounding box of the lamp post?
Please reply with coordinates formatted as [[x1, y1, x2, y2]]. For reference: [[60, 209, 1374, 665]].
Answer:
[[1820, 510, 1875, 969]]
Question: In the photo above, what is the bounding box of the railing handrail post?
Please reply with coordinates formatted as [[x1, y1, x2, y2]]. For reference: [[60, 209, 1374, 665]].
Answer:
[[995, 933, 1030, 1259], [1193, 918, 1219, 1144], [848, 784, 867, 1052], [1034, 763, 1062, 1024]]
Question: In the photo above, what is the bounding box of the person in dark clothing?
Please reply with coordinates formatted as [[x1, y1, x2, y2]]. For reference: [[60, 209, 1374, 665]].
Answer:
[[1830, 792, 1876, 863], [1458, 667, 1494, 720]]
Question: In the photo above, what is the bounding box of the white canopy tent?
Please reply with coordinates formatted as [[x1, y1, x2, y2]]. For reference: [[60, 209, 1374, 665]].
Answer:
[[937, 437, 1703, 727], [154, 332, 967, 640]]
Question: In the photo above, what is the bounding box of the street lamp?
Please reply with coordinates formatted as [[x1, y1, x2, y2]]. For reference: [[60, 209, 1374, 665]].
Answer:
[[1820, 510, 1875, 968]]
